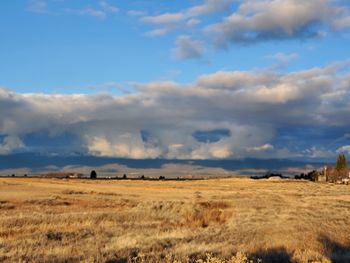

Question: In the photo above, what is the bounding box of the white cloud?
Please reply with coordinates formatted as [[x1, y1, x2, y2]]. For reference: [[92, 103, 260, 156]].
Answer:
[[141, 13, 185, 25], [185, 0, 233, 17], [27, 0, 49, 14], [133, 0, 350, 59], [79, 7, 107, 19], [139, 0, 232, 37], [0, 136, 24, 155], [88, 135, 160, 159], [304, 147, 334, 158], [127, 10, 145, 17], [336, 145, 350, 154], [186, 18, 201, 27], [206, 0, 350, 46], [1, 62, 350, 159], [333, 16, 350, 30], [173, 36, 205, 60], [266, 52, 299, 64], [78, 1, 118, 19], [144, 28, 173, 37], [99, 1, 119, 14], [248, 144, 274, 152], [141, 0, 231, 25], [27, 0, 119, 19], [191, 141, 233, 159]]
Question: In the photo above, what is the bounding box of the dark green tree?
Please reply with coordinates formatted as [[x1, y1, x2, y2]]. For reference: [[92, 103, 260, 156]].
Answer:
[[90, 170, 97, 179], [335, 154, 348, 171]]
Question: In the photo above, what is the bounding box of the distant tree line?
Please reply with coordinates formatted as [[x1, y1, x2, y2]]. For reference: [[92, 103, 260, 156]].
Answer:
[[251, 172, 287, 180]]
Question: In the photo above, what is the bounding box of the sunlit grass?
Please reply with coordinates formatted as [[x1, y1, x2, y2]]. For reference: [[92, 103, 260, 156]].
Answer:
[[0, 177, 349, 262]]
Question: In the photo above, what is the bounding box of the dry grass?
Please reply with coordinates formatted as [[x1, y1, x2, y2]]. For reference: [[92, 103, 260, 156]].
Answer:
[[0, 177, 350, 262]]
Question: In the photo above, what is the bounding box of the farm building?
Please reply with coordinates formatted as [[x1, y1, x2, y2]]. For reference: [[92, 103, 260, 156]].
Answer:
[[309, 170, 326, 182], [311, 154, 350, 184], [323, 166, 350, 184]]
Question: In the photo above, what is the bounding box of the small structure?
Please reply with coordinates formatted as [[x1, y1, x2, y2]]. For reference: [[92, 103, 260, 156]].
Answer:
[[41, 172, 83, 179], [310, 170, 326, 182]]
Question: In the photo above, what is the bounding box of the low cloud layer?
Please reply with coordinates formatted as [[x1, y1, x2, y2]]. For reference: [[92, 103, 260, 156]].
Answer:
[[1, 61, 350, 159]]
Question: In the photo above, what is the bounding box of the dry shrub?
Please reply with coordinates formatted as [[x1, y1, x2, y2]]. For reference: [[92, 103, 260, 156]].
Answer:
[[46, 231, 63, 241], [61, 189, 88, 195], [187, 252, 258, 263], [184, 201, 232, 228], [130, 252, 257, 263], [198, 201, 231, 210], [0, 200, 15, 210], [25, 196, 71, 206], [97, 192, 122, 196]]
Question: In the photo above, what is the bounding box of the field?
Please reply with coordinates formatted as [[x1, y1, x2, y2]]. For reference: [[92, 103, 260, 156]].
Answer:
[[0, 177, 350, 263]]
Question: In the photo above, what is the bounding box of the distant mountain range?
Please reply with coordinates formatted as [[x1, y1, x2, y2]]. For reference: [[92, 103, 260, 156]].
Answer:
[[0, 153, 327, 176]]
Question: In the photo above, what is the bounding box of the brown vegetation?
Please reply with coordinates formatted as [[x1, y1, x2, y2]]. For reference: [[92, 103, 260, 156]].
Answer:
[[0, 177, 349, 262]]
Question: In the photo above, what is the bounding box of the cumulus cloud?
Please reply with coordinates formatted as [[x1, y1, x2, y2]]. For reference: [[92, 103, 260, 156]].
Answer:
[[248, 144, 274, 152], [185, 0, 233, 17], [205, 0, 350, 47], [0, 136, 24, 155], [140, 0, 233, 36], [337, 145, 350, 154], [173, 36, 205, 60], [191, 142, 233, 159], [141, 0, 232, 25], [135, 0, 350, 58], [27, 0, 49, 14], [303, 147, 334, 159], [127, 10, 145, 17], [141, 13, 185, 25], [1, 62, 350, 159], [27, 0, 118, 19], [186, 19, 201, 28], [333, 16, 350, 30], [144, 28, 173, 37], [266, 52, 299, 63], [79, 7, 107, 19], [88, 135, 161, 159], [77, 1, 118, 19], [98, 1, 119, 14]]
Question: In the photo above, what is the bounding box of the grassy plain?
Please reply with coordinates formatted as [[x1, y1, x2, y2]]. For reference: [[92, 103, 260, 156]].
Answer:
[[0, 177, 350, 262]]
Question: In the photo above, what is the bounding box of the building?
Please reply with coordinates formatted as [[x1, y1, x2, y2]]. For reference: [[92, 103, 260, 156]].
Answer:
[[311, 170, 326, 182], [323, 166, 350, 184], [41, 172, 84, 179]]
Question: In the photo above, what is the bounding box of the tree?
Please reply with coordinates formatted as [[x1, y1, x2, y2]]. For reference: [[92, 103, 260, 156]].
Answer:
[[90, 170, 97, 179], [335, 154, 348, 171]]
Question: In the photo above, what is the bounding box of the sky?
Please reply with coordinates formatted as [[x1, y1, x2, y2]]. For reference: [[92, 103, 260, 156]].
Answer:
[[1, 0, 350, 160]]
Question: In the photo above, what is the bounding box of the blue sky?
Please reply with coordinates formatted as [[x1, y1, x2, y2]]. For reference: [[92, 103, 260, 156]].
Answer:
[[1, 0, 350, 160], [1, 0, 349, 93]]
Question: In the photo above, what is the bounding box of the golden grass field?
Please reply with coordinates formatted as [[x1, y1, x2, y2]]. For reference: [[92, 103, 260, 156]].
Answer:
[[0, 177, 350, 263]]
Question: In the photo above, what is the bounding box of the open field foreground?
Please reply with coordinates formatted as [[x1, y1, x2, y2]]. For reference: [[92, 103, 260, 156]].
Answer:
[[1, 178, 350, 263]]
